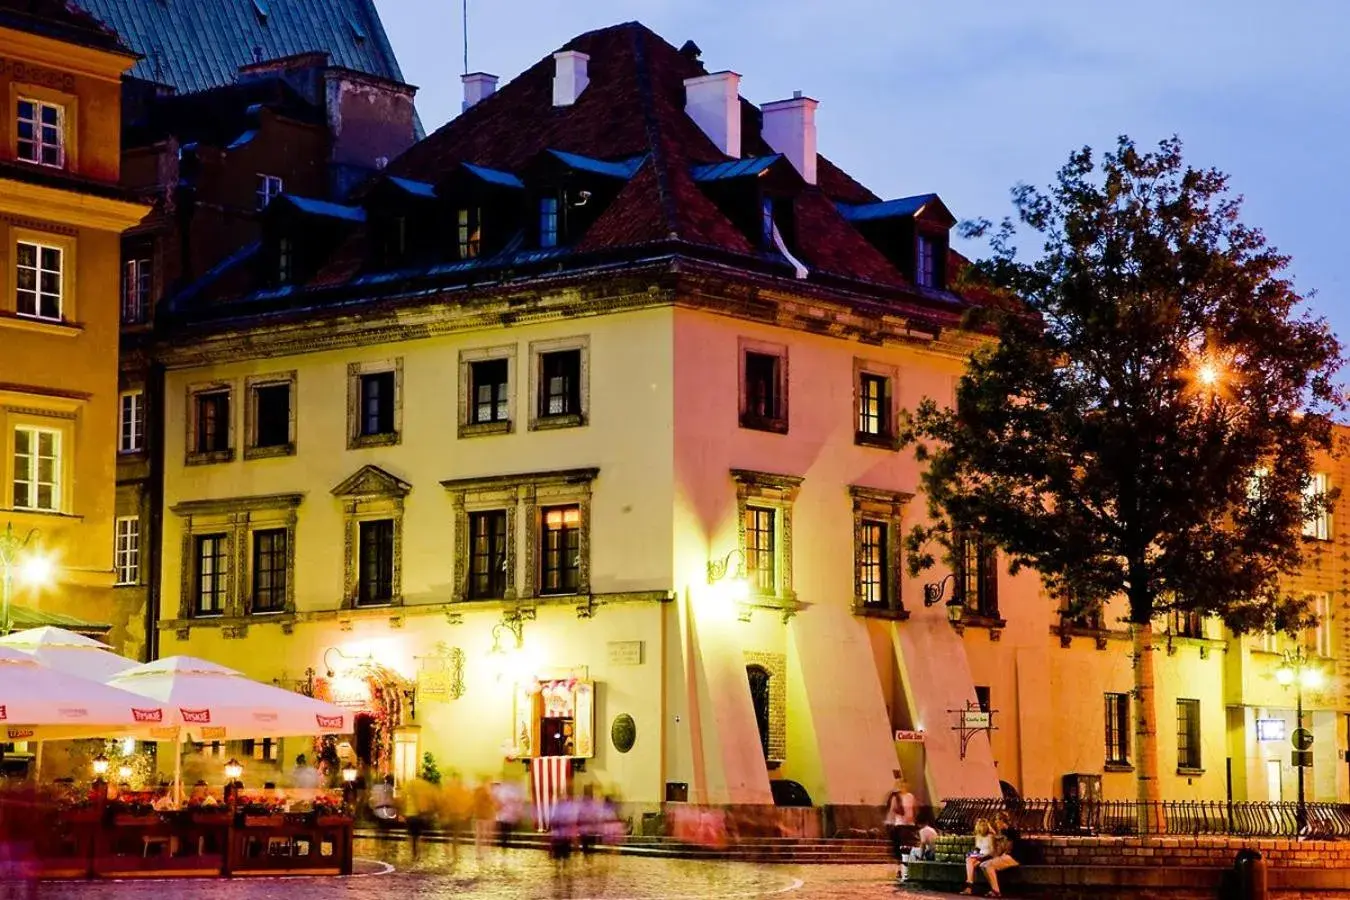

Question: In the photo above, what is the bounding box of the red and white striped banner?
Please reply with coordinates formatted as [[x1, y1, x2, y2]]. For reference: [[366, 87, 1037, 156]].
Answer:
[[531, 756, 572, 832]]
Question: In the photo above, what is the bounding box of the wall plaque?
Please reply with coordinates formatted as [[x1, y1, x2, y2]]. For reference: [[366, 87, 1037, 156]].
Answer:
[[611, 714, 636, 754], [607, 640, 644, 666]]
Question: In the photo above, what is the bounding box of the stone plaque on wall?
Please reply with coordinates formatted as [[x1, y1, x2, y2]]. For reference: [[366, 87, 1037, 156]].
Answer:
[[607, 641, 644, 666]]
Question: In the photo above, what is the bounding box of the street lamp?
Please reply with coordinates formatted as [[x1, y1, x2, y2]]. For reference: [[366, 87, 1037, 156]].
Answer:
[[1275, 646, 1325, 836], [0, 523, 53, 635], [91, 753, 110, 779], [923, 573, 966, 624], [223, 758, 243, 783], [341, 764, 358, 805]]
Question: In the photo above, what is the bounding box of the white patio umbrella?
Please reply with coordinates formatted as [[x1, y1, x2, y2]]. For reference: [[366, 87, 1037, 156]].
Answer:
[[0, 646, 169, 741], [0, 626, 139, 681], [107, 656, 352, 801]]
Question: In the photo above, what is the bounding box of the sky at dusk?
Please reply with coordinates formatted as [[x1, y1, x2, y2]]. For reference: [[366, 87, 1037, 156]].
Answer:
[[375, 0, 1348, 342]]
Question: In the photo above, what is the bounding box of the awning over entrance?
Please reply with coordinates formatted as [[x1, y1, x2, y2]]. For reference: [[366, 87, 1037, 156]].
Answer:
[[6, 605, 111, 637]]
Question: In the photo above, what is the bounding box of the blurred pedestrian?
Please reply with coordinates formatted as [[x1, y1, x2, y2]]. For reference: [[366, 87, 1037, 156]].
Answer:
[[470, 779, 496, 857], [577, 784, 603, 857], [403, 777, 438, 861], [491, 779, 525, 850]]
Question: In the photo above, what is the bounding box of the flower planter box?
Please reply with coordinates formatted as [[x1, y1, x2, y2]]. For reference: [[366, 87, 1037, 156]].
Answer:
[[242, 815, 285, 828], [316, 815, 352, 827], [191, 812, 232, 826], [113, 814, 161, 827]]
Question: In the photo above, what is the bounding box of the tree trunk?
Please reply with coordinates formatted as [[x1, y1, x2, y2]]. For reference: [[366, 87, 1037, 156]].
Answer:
[[1132, 621, 1163, 829]]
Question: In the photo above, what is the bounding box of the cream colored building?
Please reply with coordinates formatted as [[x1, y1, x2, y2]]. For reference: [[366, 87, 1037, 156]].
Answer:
[[150, 23, 1346, 821]]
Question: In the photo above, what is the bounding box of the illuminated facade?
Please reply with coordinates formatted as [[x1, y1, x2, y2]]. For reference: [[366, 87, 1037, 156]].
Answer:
[[149, 22, 1348, 822], [0, 3, 148, 647]]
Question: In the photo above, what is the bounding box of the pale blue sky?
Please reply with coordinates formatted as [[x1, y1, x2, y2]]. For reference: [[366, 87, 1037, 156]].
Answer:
[[376, 0, 1348, 341]]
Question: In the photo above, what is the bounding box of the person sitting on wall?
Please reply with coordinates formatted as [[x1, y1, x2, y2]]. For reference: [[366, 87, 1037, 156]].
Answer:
[[961, 817, 997, 894], [968, 812, 1020, 898]]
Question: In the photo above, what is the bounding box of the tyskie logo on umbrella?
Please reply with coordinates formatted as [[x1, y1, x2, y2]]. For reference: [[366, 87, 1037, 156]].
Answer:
[[180, 708, 211, 724], [6, 729, 33, 740], [316, 714, 344, 729], [0, 705, 6, 721], [132, 708, 163, 723]]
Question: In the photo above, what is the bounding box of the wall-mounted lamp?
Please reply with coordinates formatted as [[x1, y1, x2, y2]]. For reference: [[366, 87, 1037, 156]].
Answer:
[[323, 647, 371, 679], [490, 607, 534, 656], [707, 548, 751, 603], [923, 573, 965, 624]]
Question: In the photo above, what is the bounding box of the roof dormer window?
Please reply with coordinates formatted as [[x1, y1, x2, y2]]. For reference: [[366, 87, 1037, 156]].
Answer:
[[539, 196, 560, 249], [457, 207, 481, 259], [277, 236, 293, 284], [17, 98, 64, 168], [917, 234, 936, 288]]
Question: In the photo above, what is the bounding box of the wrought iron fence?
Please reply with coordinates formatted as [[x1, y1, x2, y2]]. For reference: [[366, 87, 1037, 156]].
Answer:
[[936, 798, 1350, 839]]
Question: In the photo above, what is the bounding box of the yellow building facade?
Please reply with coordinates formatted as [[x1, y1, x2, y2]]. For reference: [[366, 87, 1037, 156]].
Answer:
[[0, 8, 148, 645]]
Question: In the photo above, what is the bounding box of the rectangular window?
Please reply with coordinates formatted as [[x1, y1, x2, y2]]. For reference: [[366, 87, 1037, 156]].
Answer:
[[1259, 630, 1281, 654], [359, 372, 396, 437], [1168, 610, 1203, 639], [457, 207, 481, 259], [1105, 692, 1130, 766], [256, 174, 284, 210], [122, 258, 151, 324], [540, 350, 581, 418], [1303, 473, 1331, 540], [1312, 592, 1333, 658], [859, 519, 888, 607], [357, 519, 395, 605], [468, 510, 508, 599], [744, 352, 783, 423], [1176, 698, 1201, 770], [194, 534, 228, 616], [539, 197, 559, 248], [253, 383, 292, 448], [277, 236, 293, 283], [745, 506, 776, 594], [114, 517, 140, 586], [12, 426, 60, 511], [858, 373, 890, 438], [471, 359, 510, 424], [17, 98, 63, 167], [119, 391, 145, 454], [251, 528, 287, 613], [195, 391, 230, 453], [16, 241, 62, 321], [974, 685, 991, 714], [956, 533, 999, 618], [916, 235, 937, 288], [540, 505, 580, 595], [761, 197, 776, 247]]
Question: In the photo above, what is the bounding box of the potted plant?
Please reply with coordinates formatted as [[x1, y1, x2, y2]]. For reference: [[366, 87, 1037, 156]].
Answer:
[[241, 798, 285, 828]]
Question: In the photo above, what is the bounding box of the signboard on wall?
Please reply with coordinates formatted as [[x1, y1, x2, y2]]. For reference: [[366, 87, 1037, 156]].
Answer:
[[895, 730, 927, 743], [1256, 719, 1286, 742], [961, 709, 991, 730], [607, 641, 644, 666]]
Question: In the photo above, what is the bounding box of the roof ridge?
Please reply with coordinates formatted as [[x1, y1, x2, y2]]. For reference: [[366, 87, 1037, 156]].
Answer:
[[630, 25, 680, 241]]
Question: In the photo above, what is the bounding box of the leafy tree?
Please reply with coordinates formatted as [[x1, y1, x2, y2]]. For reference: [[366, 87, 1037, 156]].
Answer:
[[905, 136, 1342, 806], [420, 751, 442, 785]]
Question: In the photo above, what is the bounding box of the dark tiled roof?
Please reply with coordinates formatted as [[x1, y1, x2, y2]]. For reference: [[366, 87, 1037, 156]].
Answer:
[[282, 195, 366, 222], [0, 0, 131, 54], [839, 194, 941, 222], [462, 163, 525, 189], [70, 0, 405, 92], [123, 76, 324, 148]]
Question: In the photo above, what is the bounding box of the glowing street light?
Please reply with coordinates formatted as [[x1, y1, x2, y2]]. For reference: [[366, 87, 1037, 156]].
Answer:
[[91, 753, 110, 779], [1275, 646, 1326, 836], [0, 523, 53, 635], [117, 764, 133, 782], [223, 758, 244, 783]]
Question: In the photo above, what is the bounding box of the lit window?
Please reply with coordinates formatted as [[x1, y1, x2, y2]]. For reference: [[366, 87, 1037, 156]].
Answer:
[[457, 207, 481, 259], [119, 391, 145, 454], [539, 197, 559, 248], [194, 534, 228, 616], [256, 174, 284, 210], [122, 258, 151, 324], [114, 517, 140, 586], [12, 426, 60, 511], [745, 506, 776, 594], [17, 98, 63, 167], [1303, 473, 1331, 540], [858, 520, 888, 607], [540, 506, 581, 595], [956, 532, 999, 618], [16, 241, 62, 321], [858, 373, 890, 438]]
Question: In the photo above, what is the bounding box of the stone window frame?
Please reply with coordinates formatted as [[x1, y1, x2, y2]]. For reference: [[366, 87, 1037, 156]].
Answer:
[[738, 337, 789, 434], [10, 82, 80, 172], [849, 485, 912, 619], [731, 469, 803, 607], [346, 358, 403, 450], [853, 358, 901, 450], [527, 335, 590, 432], [244, 370, 298, 460], [458, 344, 517, 438], [0, 389, 81, 515], [170, 493, 303, 620], [332, 465, 410, 609], [184, 379, 235, 466], [743, 650, 788, 765], [7, 225, 78, 327], [443, 467, 598, 603]]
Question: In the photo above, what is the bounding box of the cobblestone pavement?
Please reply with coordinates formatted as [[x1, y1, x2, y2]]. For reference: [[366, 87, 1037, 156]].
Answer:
[[32, 838, 939, 899]]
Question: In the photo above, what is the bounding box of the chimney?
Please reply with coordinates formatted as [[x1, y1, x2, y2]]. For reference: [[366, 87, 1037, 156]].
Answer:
[[552, 50, 589, 106], [684, 71, 741, 158], [761, 91, 818, 185], [462, 72, 498, 111]]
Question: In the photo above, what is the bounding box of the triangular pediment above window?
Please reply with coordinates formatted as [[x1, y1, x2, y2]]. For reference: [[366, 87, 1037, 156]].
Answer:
[[331, 464, 411, 499]]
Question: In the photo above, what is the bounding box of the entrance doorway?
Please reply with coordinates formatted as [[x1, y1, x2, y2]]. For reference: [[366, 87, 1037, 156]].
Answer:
[[746, 665, 770, 760], [1266, 759, 1283, 801], [354, 713, 377, 769]]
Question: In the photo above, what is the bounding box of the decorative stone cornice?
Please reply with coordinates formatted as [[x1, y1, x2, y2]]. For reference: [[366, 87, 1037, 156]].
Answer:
[[440, 467, 600, 492], [331, 465, 411, 499], [169, 492, 304, 518]]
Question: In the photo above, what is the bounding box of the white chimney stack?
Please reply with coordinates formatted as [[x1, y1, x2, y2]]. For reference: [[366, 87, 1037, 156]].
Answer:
[[552, 50, 590, 107], [684, 71, 742, 158], [761, 92, 818, 185], [461, 72, 498, 111]]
